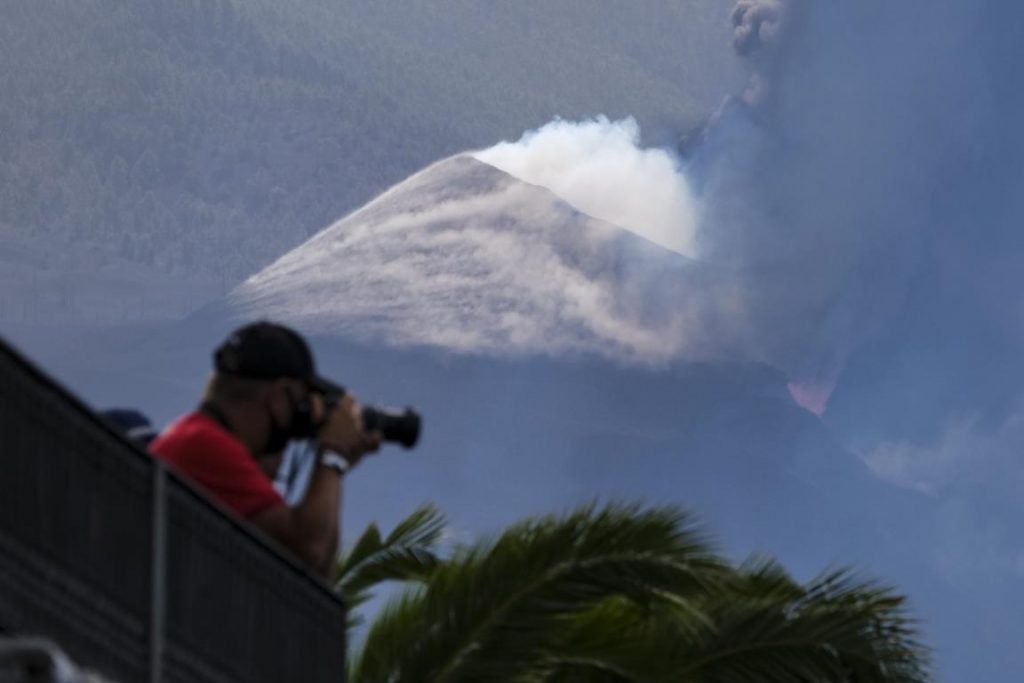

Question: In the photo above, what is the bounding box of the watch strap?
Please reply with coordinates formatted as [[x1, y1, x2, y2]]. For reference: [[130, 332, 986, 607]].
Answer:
[[318, 449, 350, 475]]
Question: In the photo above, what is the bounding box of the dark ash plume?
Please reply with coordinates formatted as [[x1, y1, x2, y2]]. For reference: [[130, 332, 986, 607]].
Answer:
[[730, 0, 797, 106], [731, 0, 786, 56], [691, 3, 1024, 677], [684, 1, 1024, 428]]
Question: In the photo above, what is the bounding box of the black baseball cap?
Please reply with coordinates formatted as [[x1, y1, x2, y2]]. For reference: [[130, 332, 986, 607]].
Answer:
[[213, 321, 342, 394]]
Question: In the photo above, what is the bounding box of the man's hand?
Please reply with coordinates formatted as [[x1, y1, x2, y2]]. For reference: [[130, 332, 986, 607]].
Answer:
[[316, 393, 382, 467]]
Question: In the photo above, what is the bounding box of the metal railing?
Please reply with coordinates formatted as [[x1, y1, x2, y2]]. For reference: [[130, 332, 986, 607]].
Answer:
[[0, 337, 347, 682]]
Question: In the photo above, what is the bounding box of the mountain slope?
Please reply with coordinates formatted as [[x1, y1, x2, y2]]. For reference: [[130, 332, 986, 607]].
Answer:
[[230, 155, 728, 362]]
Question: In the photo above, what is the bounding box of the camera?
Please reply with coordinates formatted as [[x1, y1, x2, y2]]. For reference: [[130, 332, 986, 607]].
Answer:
[[316, 380, 421, 449]]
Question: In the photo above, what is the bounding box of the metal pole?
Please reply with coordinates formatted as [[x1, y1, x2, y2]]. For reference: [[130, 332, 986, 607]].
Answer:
[[149, 462, 167, 683]]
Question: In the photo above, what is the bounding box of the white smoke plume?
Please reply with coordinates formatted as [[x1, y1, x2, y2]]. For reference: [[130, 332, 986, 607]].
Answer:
[[473, 117, 699, 258]]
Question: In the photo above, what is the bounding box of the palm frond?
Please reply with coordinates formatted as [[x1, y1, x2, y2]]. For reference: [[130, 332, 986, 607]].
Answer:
[[348, 503, 931, 683], [526, 563, 930, 683], [335, 504, 447, 629], [337, 523, 385, 581], [667, 562, 932, 683], [351, 502, 723, 683], [384, 503, 447, 547]]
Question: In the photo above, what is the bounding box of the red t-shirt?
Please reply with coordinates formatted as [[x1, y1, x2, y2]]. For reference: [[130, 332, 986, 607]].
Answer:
[[151, 412, 284, 518]]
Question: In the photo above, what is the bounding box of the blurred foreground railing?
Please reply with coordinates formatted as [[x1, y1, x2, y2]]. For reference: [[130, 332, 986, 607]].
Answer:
[[0, 337, 346, 682]]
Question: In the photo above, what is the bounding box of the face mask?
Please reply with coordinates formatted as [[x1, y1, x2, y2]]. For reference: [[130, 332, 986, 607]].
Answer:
[[264, 412, 293, 454], [263, 389, 319, 454], [288, 392, 319, 440]]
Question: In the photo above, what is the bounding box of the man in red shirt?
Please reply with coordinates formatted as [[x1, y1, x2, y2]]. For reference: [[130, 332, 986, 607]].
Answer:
[[152, 322, 381, 577]]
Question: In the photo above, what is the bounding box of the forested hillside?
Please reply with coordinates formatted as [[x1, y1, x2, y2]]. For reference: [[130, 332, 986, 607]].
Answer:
[[241, 0, 739, 141], [0, 0, 738, 320]]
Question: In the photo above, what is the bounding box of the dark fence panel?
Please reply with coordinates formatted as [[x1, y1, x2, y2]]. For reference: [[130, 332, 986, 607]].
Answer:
[[0, 339, 151, 681], [163, 483, 347, 683], [0, 338, 346, 682]]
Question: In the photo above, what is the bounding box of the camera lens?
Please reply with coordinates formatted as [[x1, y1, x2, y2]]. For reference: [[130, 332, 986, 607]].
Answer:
[[362, 406, 421, 449]]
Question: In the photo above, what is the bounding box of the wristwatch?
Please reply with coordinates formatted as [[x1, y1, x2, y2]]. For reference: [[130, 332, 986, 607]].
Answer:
[[318, 449, 350, 476]]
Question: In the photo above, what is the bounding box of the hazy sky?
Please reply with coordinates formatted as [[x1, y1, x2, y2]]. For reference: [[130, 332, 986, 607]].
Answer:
[[7, 2, 1022, 680]]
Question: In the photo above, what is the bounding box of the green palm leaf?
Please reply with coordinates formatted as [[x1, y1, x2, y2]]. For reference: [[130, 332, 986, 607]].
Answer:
[[335, 503, 446, 627], [351, 502, 724, 683], [348, 503, 931, 683], [535, 559, 930, 683]]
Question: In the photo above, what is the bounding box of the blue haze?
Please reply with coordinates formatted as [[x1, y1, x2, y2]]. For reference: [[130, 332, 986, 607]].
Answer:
[[3, 2, 1023, 681], [691, 2, 1024, 679]]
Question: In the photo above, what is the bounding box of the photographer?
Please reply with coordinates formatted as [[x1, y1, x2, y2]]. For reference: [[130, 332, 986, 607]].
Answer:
[[151, 321, 380, 577]]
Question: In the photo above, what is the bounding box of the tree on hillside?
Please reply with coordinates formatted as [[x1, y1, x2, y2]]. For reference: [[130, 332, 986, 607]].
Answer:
[[336, 503, 931, 682]]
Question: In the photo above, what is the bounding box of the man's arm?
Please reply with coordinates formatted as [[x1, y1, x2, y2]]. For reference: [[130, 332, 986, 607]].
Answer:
[[251, 463, 342, 576], [250, 394, 379, 577]]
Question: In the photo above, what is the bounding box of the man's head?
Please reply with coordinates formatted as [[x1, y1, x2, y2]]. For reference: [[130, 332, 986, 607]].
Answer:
[[205, 322, 340, 460]]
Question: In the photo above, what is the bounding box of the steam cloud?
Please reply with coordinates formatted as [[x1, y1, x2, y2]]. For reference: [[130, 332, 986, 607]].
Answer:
[[473, 118, 699, 258]]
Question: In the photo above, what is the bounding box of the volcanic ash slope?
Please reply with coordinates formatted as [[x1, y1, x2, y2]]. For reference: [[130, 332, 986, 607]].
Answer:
[[230, 155, 726, 363]]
